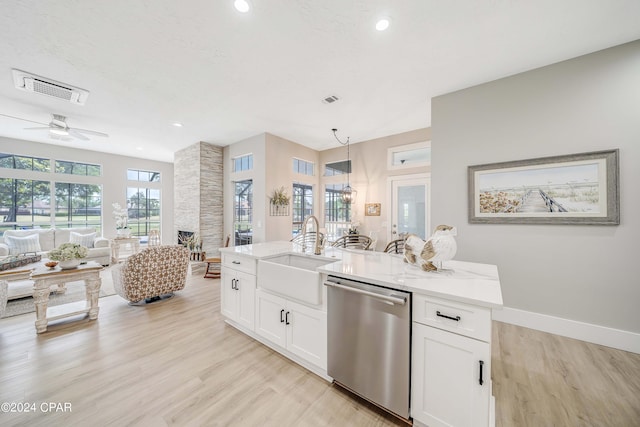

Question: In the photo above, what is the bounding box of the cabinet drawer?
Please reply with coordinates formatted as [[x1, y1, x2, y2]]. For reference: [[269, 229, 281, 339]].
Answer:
[[413, 294, 491, 342], [222, 254, 256, 275]]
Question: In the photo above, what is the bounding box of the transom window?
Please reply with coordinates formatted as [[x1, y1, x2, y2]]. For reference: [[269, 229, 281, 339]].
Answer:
[[324, 160, 351, 176], [127, 169, 160, 182], [0, 153, 50, 172], [56, 160, 101, 176], [233, 154, 253, 172], [293, 158, 314, 176], [388, 141, 431, 170]]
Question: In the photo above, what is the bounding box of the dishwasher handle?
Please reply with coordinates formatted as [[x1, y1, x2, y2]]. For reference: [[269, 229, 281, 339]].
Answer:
[[324, 281, 407, 306]]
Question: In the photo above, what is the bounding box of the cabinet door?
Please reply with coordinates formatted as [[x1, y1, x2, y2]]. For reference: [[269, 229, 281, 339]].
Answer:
[[220, 268, 237, 320], [235, 270, 256, 331], [412, 323, 490, 427], [286, 299, 327, 369], [255, 290, 287, 348]]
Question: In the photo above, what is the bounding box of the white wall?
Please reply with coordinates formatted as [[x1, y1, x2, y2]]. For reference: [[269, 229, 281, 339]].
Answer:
[[319, 128, 431, 249], [265, 133, 320, 241], [0, 137, 174, 243], [431, 40, 640, 335]]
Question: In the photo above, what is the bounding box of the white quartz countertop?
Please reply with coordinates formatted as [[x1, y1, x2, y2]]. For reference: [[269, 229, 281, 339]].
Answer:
[[220, 241, 503, 309]]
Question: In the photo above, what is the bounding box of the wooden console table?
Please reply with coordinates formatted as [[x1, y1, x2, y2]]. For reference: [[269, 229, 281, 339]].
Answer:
[[30, 262, 103, 333], [111, 237, 141, 263]]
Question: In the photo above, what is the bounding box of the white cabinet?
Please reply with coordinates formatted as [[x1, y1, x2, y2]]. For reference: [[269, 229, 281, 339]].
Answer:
[[255, 289, 327, 369], [221, 255, 256, 331], [411, 294, 492, 427]]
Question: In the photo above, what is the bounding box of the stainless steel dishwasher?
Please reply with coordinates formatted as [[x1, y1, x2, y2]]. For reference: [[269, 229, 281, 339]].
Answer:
[[325, 275, 411, 420]]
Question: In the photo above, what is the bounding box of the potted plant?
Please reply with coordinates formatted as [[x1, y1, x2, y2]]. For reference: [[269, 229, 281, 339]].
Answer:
[[112, 202, 130, 238], [269, 187, 290, 206], [269, 187, 290, 215], [48, 243, 88, 269]]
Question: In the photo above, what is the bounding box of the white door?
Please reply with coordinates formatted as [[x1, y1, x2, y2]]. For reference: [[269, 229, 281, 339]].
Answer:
[[390, 174, 430, 241]]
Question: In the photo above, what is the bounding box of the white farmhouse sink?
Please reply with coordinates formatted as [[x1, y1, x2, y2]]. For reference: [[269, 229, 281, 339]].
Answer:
[[258, 253, 335, 305]]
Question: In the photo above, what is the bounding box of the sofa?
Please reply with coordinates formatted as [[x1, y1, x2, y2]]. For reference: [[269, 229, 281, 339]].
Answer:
[[111, 245, 189, 304], [0, 228, 111, 266]]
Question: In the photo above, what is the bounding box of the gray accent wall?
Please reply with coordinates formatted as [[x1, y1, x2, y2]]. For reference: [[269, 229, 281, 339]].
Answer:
[[431, 40, 640, 333]]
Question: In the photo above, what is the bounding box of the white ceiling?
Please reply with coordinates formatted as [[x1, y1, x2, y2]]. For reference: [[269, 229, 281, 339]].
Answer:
[[1, 1, 639, 163]]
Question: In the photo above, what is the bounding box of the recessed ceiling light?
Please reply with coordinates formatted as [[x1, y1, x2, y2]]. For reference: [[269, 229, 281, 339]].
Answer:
[[136, 146, 143, 151], [234, 0, 250, 13], [376, 17, 390, 31], [172, 122, 183, 127]]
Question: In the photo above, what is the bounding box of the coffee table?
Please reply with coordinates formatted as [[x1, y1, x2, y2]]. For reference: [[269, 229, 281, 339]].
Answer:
[[30, 261, 103, 333], [0, 259, 65, 300]]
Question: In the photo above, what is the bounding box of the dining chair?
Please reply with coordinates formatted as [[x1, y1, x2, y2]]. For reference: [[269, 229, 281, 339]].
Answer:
[[384, 238, 405, 254], [331, 234, 372, 250]]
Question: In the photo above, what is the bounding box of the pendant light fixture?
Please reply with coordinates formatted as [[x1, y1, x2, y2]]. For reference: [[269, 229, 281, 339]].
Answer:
[[332, 128, 357, 204]]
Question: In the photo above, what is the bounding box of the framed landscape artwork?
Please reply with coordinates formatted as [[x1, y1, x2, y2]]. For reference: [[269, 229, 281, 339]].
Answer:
[[468, 149, 619, 225]]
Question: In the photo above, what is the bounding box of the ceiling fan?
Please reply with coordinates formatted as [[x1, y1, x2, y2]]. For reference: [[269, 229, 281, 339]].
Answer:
[[0, 113, 108, 141]]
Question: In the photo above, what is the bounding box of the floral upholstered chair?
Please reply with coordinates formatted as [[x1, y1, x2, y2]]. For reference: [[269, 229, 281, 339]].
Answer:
[[111, 245, 189, 304]]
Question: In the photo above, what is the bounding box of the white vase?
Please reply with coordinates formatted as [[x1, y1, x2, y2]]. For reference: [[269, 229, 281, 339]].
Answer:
[[59, 259, 81, 270]]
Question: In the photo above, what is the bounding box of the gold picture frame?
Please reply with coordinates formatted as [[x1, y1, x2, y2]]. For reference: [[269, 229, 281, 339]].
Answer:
[[365, 203, 381, 216]]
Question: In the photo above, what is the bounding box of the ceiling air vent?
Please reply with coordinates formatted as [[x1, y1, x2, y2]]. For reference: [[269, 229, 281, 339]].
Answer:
[[12, 69, 90, 105], [322, 95, 340, 104]]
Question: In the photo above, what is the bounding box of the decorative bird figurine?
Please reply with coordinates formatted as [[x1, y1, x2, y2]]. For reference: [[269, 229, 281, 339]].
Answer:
[[404, 225, 457, 272]]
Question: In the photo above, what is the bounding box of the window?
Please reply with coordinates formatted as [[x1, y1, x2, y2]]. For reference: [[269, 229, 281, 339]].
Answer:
[[0, 153, 50, 172], [324, 183, 351, 238], [292, 183, 313, 236], [127, 187, 160, 237], [54, 182, 102, 230], [127, 169, 160, 182], [233, 154, 253, 172], [293, 158, 314, 176], [324, 160, 351, 176], [0, 178, 51, 232], [56, 160, 101, 176], [234, 180, 253, 245], [388, 141, 431, 170]]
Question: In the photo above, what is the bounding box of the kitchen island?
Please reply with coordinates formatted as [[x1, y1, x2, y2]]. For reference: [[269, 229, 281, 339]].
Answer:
[[219, 241, 503, 426]]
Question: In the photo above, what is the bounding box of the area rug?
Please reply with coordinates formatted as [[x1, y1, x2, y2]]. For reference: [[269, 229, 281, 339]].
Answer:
[[3, 266, 117, 318]]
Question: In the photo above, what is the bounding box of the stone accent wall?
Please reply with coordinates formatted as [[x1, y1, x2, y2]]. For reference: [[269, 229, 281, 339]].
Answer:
[[174, 142, 223, 256]]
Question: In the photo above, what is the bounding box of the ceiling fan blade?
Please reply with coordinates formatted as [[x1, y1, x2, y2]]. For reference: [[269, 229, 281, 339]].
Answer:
[[71, 127, 109, 138], [67, 129, 90, 141], [0, 113, 48, 126], [24, 127, 51, 130]]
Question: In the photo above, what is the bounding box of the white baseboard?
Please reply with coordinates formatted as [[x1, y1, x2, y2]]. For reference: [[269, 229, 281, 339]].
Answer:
[[492, 307, 640, 354]]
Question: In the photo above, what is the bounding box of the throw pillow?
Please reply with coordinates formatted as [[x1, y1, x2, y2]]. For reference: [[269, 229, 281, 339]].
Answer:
[[69, 232, 96, 248], [6, 234, 42, 255]]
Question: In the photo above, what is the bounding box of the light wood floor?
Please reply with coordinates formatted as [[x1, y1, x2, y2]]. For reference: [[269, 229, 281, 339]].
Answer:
[[0, 275, 638, 426]]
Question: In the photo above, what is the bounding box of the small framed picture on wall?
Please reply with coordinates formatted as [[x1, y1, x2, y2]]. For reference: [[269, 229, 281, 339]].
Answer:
[[365, 203, 381, 216]]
